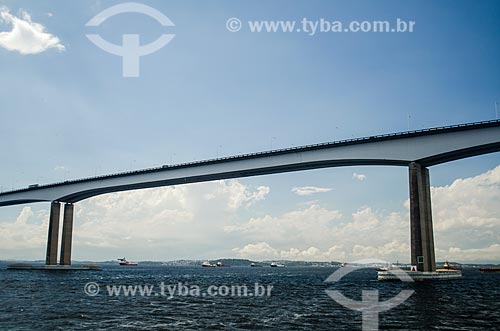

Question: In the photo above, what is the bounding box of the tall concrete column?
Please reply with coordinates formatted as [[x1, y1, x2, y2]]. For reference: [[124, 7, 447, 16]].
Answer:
[[45, 201, 61, 265], [59, 203, 74, 265], [409, 162, 436, 272]]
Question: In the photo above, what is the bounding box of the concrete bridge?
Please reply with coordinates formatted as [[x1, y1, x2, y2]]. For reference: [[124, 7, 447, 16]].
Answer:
[[1, 120, 499, 270]]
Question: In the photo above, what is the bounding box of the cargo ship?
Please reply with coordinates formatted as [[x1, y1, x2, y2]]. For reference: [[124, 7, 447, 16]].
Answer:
[[117, 258, 138, 266]]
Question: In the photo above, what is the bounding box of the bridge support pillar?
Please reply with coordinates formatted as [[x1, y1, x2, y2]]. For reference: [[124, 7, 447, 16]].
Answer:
[[409, 162, 436, 272], [45, 201, 61, 265], [59, 203, 74, 265]]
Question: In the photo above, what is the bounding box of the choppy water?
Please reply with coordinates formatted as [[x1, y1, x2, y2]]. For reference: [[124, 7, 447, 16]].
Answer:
[[0, 263, 499, 330]]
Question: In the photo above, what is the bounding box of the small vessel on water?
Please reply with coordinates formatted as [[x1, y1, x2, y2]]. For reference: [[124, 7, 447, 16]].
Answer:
[[443, 261, 462, 270], [117, 258, 138, 266], [202, 261, 230, 267], [378, 268, 462, 281], [270, 262, 285, 267], [202, 261, 216, 267]]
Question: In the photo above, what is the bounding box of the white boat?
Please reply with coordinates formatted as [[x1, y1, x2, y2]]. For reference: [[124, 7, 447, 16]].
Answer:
[[270, 262, 285, 267], [202, 261, 216, 268], [378, 269, 462, 281]]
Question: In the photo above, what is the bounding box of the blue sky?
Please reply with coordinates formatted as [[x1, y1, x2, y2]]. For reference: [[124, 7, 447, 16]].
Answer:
[[0, 0, 499, 263]]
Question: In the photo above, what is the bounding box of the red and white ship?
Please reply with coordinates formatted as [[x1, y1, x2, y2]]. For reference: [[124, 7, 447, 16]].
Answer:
[[118, 258, 138, 266]]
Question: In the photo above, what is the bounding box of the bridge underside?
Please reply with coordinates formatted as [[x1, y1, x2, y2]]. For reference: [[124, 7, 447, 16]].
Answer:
[[41, 163, 439, 270]]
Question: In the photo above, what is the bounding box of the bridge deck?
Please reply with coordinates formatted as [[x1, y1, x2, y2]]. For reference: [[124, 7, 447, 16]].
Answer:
[[1, 120, 499, 206]]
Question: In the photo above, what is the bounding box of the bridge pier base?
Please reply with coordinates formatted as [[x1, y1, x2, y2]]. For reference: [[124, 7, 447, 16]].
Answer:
[[409, 162, 436, 272], [59, 203, 74, 265], [45, 201, 61, 265]]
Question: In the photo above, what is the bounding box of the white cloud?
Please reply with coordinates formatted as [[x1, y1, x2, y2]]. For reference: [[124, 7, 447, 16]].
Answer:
[[232, 242, 279, 260], [0, 207, 47, 253], [0, 7, 65, 54], [224, 204, 343, 246], [351, 240, 409, 260], [215, 180, 269, 209], [230, 206, 408, 262], [436, 244, 500, 263], [232, 242, 347, 261], [230, 168, 500, 262], [73, 180, 270, 253], [292, 186, 332, 196], [0, 180, 269, 260], [431, 166, 500, 232], [352, 173, 367, 181], [430, 166, 500, 261]]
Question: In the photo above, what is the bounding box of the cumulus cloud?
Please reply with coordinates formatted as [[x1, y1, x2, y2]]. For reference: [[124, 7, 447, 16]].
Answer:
[[434, 244, 500, 264], [0, 180, 269, 260], [231, 166, 500, 263], [0, 7, 65, 54], [292, 186, 332, 196], [352, 173, 367, 181], [232, 242, 279, 260], [0, 207, 48, 254], [229, 206, 408, 262], [431, 166, 500, 232], [430, 166, 500, 262], [232, 242, 347, 261], [73, 180, 269, 252], [224, 204, 343, 246], [215, 180, 270, 209]]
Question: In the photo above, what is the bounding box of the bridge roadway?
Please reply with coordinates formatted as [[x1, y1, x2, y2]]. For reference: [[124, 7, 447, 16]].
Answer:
[[1, 120, 499, 270], [1, 120, 499, 206]]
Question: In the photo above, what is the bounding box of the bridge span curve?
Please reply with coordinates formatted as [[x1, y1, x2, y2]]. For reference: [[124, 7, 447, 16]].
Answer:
[[0, 120, 499, 207]]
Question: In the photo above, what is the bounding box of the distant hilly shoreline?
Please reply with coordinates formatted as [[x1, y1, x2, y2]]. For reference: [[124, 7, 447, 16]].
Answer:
[[1, 258, 499, 267]]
